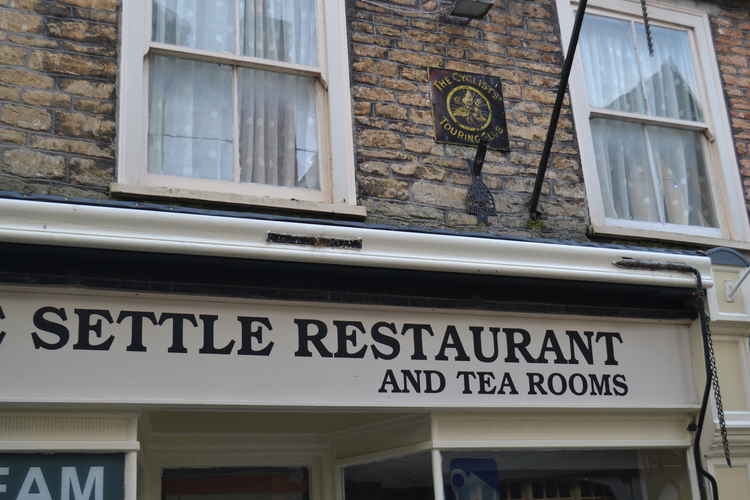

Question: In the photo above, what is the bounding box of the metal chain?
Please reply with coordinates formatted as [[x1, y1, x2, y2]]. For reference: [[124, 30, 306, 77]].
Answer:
[[701, 295, 732, 467], [640, 0, 655, 56]]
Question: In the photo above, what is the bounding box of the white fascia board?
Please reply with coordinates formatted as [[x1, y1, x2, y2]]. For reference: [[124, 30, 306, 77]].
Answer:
[[0, 198, 713, 289]]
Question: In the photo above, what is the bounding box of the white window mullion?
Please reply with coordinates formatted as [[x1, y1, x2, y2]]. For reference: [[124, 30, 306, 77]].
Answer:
[[146, 0, 154, 43], [627, 19, 651, 116], [233, 0, 241, 184], [147, 43, 323, 80], [234, 0, 241, 55], [686, 29, 712, 122], [233, 67, 240, 184], [589, 108, 709, 133], [642, 109, 667, 223]]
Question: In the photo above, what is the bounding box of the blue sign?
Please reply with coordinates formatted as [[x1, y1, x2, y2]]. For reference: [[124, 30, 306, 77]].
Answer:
[[0, 454, 124, 500]]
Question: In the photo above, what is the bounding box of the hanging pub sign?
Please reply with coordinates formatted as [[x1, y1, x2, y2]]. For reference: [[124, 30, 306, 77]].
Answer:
[[430, 68, 510, 151]]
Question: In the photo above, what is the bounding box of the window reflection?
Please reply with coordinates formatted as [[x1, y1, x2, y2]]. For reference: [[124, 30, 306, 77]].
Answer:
[[442, 450, 690, 500], [345, 452, 434, 500], [162, 467, 309, 500]]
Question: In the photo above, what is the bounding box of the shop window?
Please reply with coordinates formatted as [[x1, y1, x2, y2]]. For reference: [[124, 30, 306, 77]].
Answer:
[[162, 466, 309, 500], [441, 450, 690, 500], [117, 0, 359, 213], [555, 0, 749, 246], [344, 452, 434, 500], [343, 449, 690, 500]]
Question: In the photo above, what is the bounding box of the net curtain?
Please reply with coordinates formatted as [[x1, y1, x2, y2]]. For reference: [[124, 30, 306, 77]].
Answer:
[[149, 0, 320, 189], [580, 15, 715, 227]]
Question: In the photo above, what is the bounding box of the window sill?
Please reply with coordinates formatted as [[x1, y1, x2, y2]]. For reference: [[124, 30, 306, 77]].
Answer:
[[590, 219, 750, 250], [110, 183, 367, 218]]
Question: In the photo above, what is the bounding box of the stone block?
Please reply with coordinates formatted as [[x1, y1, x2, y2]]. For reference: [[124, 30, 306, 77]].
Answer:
[[58, 111, 115, 139], [0, 104, 51, 130], [0, 128, 25, 144], [60, 0, 118, 10], [46, 19, 117, 44], [358, 129, 402, 149], [30, 135, 113, 158], [69, 157, 113, 185], [21, 89, 71, 107], [375, 103, 407, 120], [0, 68, 54, 88], [359, 176, 409, 200], [0, 8, 43, 33], [0, 44, 27, 64], [59, 79, 114, 99], [2, 148, 64, 178], [29, 51, 116, 78], [411, 181, 467, 209]]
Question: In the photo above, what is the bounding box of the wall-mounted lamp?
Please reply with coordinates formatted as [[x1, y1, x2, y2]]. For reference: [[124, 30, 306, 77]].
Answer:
[[450, 0, 495, 19]]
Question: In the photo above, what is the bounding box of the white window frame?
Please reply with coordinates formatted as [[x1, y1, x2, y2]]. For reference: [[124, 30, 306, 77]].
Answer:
[[115, 0, 364, 217], [556, 0, 750, 247]]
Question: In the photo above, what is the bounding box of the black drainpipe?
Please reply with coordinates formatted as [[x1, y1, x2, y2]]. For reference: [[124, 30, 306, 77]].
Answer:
[[529, 0, 588, 220], [614, 258, 729, 500]]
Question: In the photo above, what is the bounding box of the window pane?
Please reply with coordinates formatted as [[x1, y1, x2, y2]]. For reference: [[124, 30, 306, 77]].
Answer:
[[149, 56, 234, 181], [634, 24, 703, 121], [345, 452, 434, 500], [580, 15, 646, 114], [238, 69, 319, 189], [591, 118, 659, 222], [152, 0, 235, 53], [442, 450, 691, 500], [162, 467, 308, 500], [591, 117, 716, 227], [646, 123, 715, 226], [240, 0, 318, 66], [580, 15, 703, 121]]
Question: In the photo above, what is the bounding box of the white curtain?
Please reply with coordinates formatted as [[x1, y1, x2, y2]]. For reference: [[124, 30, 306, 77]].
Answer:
[[148, 0, 320, 189], [152, 0, 235, 53], [240, 0, 317, 65], [581, 15, 715, 227], [148, 55, 234, 181], [239, 0, 319, 188], [239, 69, 319, 188]]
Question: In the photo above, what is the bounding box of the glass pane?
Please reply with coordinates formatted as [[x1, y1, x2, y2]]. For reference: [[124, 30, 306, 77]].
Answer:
[[591, 117, 716, 227], [240, 0, 318, 66], [580, 15, 703, 121], [634, 24, 703, 121], [442, 449, 691, 500], [580, 15, 646, 114], [646, 124, 715, 226], [152, 0, 235, 53], [345, 452, 434, 500], [162, 467, 308, 500], [238, 68, 319, 189], [149, 55, 234, 181], [591, 118, 659, 222]]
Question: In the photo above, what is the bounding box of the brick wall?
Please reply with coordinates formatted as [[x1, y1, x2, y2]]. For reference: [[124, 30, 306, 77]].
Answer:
[[348, 0, 588, 239], [0, 0, 117, 199], [710, 0, 750, 211], [0, 0, 748, 246]]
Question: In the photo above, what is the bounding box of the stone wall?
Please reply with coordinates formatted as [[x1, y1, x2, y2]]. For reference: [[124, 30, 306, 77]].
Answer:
[[0, 0, 748, 246], [349, 0, 588, 239], [710, 0, 750, 210], [0, 0, 117, 199]]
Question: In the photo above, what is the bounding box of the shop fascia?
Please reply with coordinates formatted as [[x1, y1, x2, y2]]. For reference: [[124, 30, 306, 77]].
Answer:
[[0, 197, 715, 500]]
